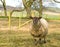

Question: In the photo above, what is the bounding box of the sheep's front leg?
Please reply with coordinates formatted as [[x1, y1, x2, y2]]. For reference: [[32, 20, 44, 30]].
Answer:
[[39, 38, 42, 44], [34, 38, 39, 45], [44, 37, 46, 43], [39, 38, 41, 41], [34, 39, 38, 45]]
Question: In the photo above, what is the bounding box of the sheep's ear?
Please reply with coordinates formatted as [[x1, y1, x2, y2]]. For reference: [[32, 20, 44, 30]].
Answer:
[[38, 17, 42, 19], [30, 16, 33, 19]]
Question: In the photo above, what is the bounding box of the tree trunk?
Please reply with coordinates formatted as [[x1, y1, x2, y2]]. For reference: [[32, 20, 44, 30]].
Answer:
[[0, 0, 7, 16], [22, 0, 35, 17], [39, 0, 43, 17], [3, 0, 7, 16]]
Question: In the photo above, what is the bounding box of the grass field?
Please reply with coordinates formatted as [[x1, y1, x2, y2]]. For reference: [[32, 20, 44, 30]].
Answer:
[[0, 30, 60, 47], [0, 11, 60, 20], [0, 18, 60, 47], [0, 11, 60, 47]]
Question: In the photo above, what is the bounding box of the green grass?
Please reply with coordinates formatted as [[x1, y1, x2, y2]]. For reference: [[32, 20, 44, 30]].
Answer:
[[0, 16, 9, 18], [0, 11, 60, 20], [43, 14, 60, 20], [0, 31, 60, 47], [0, 11, 60, 47], [0, 14, 60, 20]]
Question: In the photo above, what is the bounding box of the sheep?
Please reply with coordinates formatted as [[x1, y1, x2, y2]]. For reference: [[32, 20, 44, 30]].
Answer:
[[30, 17, 48, 44]]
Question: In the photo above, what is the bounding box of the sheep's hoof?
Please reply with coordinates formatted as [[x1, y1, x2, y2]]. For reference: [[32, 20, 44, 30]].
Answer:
[[44, 41, 46, 43], [34, 39, 36, 41], [35, 41, 38, 45], [39, 41, 43, 44], [33, 39, 38, 45], [39, 39, 42, 44]]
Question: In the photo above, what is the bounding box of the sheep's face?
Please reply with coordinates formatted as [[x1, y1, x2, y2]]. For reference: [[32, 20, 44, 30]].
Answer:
[[30, 17, 42, 25], [30, 17, 42, 32], [33, 17, 39, 25]]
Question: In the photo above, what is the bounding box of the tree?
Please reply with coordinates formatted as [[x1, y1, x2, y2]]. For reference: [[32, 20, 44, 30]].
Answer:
[[39, 0, 43, 17], [22, 0, 36, 17], [10, 8, 25, 16], [10, 0, 43, 17], [11, 0, 43, 17], [0, 0, 7, 16], [22, 0, 43, 17], [10, 0, 35, 17]]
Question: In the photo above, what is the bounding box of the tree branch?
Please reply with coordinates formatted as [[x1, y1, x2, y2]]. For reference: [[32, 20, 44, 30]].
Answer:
[[0, 0, 7, 16], [53, 0, 60, 3], [38, 0, 43, 17], [10, 9, 25, 16], [0, 0, 3, 3]]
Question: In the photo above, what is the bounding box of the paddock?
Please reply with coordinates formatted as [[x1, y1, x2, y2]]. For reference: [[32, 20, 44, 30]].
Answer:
[[0, 18, 60, 47]]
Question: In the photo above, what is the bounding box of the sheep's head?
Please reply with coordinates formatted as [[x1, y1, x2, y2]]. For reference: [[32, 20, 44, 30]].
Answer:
[[30, 16, 42, 25]]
